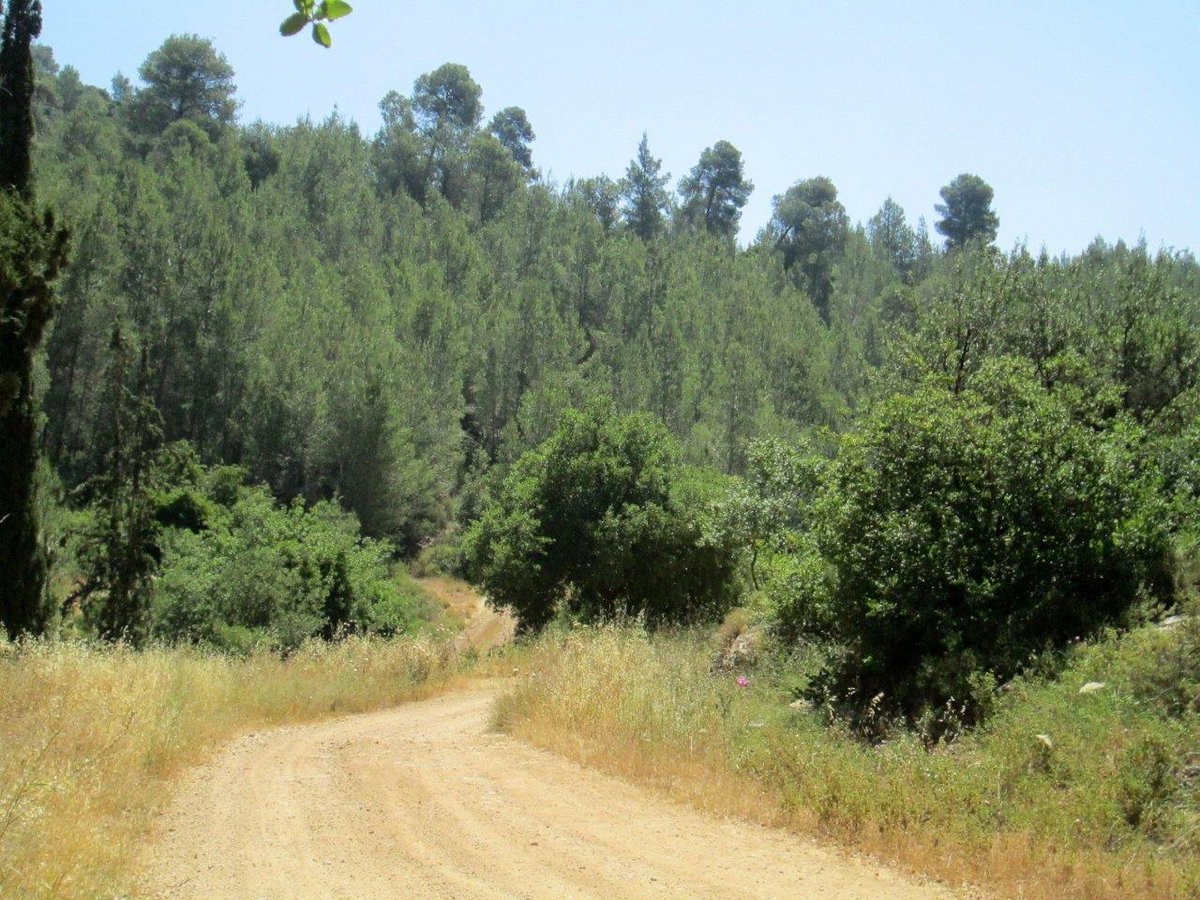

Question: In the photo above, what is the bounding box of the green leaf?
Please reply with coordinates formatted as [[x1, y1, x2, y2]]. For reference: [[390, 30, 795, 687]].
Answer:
[[293, 0, 313, 15], [323, 0, 353, 20], [312, 22, 332, 48], [279, 13, 308, 36]]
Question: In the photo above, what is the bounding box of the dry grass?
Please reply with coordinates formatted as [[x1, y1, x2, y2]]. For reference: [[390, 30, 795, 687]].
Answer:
[[415, 576, 480, 625], [0, 635, 463, 897], [494, 623, 1200, 899], [494, 625, 756, 814]]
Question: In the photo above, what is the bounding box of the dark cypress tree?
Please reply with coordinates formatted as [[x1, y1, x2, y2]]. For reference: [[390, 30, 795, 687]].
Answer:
[[0, 0, 38, 198], [0, 0, 70, 638]]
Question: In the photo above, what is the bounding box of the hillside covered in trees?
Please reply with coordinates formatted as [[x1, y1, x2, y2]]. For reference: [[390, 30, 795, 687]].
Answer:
[[4, 31, 1199, 703]]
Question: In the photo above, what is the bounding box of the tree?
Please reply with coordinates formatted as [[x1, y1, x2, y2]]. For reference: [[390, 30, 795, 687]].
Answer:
[[0, 195, 68, 637], [241, 121, 281, 189], [912, 216, 936, 281], [372, 90, 427, 201], [0, 0, 70, 638], [320, 358, 442, 554], [808, 359, 1172, 737], [0, 0, 38, 195], [413, 62, 482, 134], [935, 173, 999, 250], [126, 35, 238, 140], [487, 106, 535, 171], [411, 63, 483, 205], [110, 71, 131, 104], [79, 329, 163, 644], [468, 132, 521, 223], [677, 140, 753, 239], [571, 175, 621, 231], [712, 438, 823, 590], [466, 401, 737, 632], [867, 197, 917, 279], [1085, 248, 1200, 426], [620, 133, 670, 241], [768, 176, 848, 322]]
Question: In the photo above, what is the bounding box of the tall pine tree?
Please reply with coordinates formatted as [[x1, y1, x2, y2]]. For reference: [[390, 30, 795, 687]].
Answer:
[[80, 328, 162, 644]]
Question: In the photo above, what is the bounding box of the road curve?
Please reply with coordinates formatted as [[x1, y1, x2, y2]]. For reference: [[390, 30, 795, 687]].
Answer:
[[139, 684, 951, 898]]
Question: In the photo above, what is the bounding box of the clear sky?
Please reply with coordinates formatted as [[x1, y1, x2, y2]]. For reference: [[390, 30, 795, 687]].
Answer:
[[41, 1, 1200, 253]]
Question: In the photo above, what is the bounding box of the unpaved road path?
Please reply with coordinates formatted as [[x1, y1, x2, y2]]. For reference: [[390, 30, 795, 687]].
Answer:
[[139, 684, 952, 899], [417, 576, 517, 653]]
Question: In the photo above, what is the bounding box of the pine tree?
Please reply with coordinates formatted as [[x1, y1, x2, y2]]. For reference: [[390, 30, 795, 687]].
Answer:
[[81, 329, 162, 644], [621, 134, 670, 241]]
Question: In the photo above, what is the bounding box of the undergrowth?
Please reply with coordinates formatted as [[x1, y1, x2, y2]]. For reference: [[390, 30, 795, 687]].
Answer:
[[494, 619, 1200, 899], [0, 635, 463, 897]]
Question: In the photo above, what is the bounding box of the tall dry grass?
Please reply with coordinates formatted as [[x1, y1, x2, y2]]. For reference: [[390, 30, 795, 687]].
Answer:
[[0, 635, 462, 897], [495, 623, 1200, 899]]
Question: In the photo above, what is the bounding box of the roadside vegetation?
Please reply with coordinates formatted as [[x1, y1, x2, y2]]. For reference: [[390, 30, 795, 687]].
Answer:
[[496, 616, 1200, 899], [0, 632, 464, 897]]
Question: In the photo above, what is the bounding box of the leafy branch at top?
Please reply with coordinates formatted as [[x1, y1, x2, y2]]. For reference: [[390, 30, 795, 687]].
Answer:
[[280, 0, 353, 49]]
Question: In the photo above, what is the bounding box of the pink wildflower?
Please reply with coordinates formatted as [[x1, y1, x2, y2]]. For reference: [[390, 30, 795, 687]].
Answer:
[[736, 675, 749, 688]]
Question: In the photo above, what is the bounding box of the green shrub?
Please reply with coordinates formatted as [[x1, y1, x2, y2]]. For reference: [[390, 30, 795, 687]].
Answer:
[[1157, 422, 1200, 593], [410, 527, 469, 578], [808, 359, 1174, 736], [757, 533, 833, 644], [466, 400, 738, 632], [151, 484, 421, 651], [707, 437, 826, 591]]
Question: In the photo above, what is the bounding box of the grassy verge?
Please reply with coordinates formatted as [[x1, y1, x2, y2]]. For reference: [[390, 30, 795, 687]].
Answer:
[[0, 635, 463, 897], [494, 622, 1200, 899]]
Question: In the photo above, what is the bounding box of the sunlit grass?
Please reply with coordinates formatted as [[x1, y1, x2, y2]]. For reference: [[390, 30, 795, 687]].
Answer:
[[0, 635, 463, 897], [495, 621, 1200, 899]]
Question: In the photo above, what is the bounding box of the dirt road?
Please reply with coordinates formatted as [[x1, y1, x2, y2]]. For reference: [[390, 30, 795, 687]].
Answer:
[[139, 684, 952, 899], [417, 576, 517, 654]]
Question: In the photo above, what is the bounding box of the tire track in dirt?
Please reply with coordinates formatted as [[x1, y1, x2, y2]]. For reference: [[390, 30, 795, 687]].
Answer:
[[138, 683, 954, 898]]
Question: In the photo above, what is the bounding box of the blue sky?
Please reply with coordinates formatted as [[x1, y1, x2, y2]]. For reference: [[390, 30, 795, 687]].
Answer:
[[41, 1, 1200, 253]]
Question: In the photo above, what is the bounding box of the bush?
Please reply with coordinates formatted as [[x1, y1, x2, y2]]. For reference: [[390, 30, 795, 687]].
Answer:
[[708, 437, 826, 593], [757, 533, 834, 645], [151, 483, 421, 652], [808, 359, 1174, 736], [1156, 422, 1200, 594], [466, 400, 738, 632], [409, 527, 469, 579]]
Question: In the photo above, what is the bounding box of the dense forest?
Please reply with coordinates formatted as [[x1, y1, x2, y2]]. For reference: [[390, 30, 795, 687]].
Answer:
[[5, 30, 1200, 730]]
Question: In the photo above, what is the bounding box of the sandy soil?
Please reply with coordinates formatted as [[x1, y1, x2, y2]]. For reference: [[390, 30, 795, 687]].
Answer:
[[138, 684, 953, 899]]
